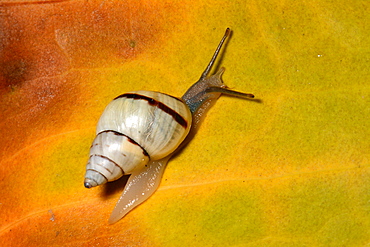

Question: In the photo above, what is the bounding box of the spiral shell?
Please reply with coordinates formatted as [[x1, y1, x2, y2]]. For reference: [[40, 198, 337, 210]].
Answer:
[[84, 90, 192, 188]]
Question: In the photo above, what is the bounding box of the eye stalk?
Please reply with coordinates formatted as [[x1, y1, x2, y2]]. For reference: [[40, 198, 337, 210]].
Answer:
[[199, 28, 231, 80]]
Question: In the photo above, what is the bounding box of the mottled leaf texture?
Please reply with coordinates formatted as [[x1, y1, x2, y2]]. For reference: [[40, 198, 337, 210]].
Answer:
[[0, 0, 369, 246]]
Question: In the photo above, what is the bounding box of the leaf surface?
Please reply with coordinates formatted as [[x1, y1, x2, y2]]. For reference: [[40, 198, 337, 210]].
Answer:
[[1, 0, 369, 246]]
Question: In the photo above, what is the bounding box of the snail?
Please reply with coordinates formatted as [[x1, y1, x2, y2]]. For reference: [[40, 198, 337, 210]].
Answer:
[[84, 28, 255, 224]]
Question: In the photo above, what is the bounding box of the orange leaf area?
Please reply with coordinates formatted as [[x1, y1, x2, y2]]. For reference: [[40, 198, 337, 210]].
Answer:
[[1, 0, 369, 246]]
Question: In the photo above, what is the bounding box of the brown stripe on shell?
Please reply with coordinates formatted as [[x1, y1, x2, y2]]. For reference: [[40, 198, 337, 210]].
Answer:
[[98, 130, 150, 158], [114, 93, 188, 129], [90, 154, 125, 175], [90, 142, 99, 149]]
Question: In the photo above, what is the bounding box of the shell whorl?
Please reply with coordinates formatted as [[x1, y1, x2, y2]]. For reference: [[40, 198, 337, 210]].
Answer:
[[84, 90, 192, 188], [84, 130, 150, 188], [96, 91, 192, 160]]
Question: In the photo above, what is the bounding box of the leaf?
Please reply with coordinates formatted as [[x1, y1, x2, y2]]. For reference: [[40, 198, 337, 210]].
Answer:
[[1, 0, 369, 246]]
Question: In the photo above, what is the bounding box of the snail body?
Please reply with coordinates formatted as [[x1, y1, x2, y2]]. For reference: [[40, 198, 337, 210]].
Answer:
[[84, 28, 255, 224]]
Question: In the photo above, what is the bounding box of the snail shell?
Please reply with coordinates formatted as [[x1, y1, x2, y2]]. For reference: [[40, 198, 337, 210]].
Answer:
[[84, 91, 192, 188], [84, 28, 255, 224]]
